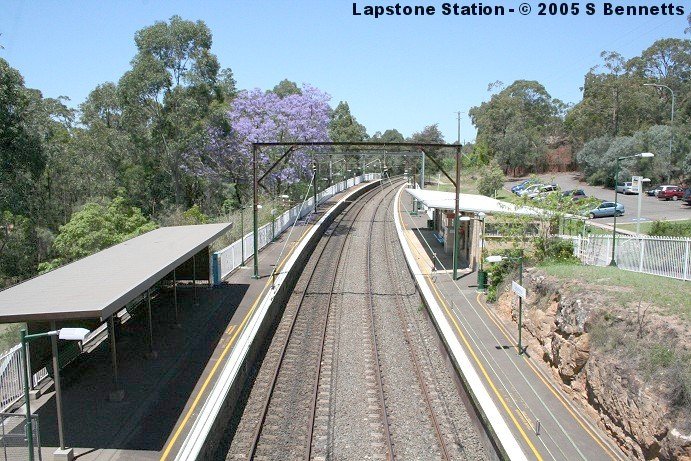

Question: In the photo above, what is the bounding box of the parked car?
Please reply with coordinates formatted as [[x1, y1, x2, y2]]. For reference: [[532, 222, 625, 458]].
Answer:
[[517, 183, 544, 197], [615, 182, 638, 194], [527, 184, 559, 200], [562, 189, 586, 201], [511, 179, 540, 195], [588, 201, 625, 218], [646, 185, 662, 196], [657, 185, 684, 201], [683, 188, 691, 205]]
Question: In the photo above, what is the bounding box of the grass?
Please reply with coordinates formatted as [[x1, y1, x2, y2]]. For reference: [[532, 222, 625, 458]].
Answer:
[[617, 219, 691, 235], [537, 263, 691, 322]]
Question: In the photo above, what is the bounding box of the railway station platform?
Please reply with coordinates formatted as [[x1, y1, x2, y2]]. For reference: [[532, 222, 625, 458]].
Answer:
[[11, 180, 378, 461], [395, 187, 627, 461]]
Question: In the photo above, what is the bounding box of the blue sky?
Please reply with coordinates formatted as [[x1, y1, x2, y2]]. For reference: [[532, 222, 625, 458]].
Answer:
[[1, 1, 687, 141]]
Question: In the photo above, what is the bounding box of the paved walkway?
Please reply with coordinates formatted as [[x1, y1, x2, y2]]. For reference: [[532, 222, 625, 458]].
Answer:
[[398, 195, 627, 461], [25, 182, 372, 461]]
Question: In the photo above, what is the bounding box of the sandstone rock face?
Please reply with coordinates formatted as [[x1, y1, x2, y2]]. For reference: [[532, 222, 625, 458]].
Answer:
[[496, 268, 688, 460]]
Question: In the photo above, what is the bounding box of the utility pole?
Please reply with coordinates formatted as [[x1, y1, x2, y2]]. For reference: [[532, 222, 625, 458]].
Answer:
[[456, 111, 462, 146]]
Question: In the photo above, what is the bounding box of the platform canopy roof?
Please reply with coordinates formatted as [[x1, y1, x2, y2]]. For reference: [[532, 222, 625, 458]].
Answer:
[[406, 188, 545, 217], [0, 223, 232, 323]]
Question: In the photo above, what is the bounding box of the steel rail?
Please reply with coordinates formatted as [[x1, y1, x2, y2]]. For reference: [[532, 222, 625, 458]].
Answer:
[[380, 195, 451, 461], [246, 184, 385, 460], [305, 183, 397, 459], [365, 187, 400, 460]]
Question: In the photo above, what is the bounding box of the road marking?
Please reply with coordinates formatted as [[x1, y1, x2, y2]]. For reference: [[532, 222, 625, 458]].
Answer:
[[160, 220, 316, 461], [226, 325, 236, 335], [396, 202, 543, 460]]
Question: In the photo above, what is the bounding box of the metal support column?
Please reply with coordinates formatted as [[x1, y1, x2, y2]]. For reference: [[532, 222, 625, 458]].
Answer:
[[173, 269, 179, 325], [420, 151, 425, 189], [252, 144, 260, 279], [50, 320, 69, 454], [146, 289, 157, 358], [518, 256, 524, 354], [453, 146, 461, 280], [193, 254, 198, 305], [20, 330, 34, 461], [312, 160, 318, 212], [108, 316, 124, 401], [240, 206, 245, 266]]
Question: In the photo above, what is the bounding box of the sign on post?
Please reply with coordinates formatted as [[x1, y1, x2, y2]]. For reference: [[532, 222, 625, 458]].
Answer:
[[511, 281, 526, 299], [631, 175, 643, 194]]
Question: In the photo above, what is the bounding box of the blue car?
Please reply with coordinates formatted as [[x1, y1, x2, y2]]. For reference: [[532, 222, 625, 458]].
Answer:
[[511, 179, 539, 195], [588, 201, 624, 219]]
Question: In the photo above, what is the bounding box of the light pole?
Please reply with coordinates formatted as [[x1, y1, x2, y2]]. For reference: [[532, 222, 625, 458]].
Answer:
[[636, 177, 651, 235], [610, 152, 654, 266], [21, 326, 90, 461], [486, 254, 524, 353], [644, 83, 675, 183], [453, 146, 461, 280], [476, 212, 487, 291]]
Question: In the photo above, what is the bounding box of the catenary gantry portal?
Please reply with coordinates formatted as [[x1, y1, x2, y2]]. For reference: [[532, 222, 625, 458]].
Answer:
[[250, 141, 464, 278]]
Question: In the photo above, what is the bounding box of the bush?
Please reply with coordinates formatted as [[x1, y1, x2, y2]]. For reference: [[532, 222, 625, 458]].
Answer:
[[485, 248, 523, 302], [648, 220, 691, 238], [477, 161, 506, 197], [534, 237, 580, 264]]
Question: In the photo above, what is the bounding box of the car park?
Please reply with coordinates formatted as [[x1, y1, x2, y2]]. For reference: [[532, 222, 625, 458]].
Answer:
[[657, 185, 684, 201], [588, 201, 624, 218]]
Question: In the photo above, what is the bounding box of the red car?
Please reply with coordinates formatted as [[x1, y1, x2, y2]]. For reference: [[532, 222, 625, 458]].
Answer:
[[657, 185, 684, 201]]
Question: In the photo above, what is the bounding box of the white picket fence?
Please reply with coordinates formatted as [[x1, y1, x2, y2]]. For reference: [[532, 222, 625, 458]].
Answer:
[[211, 173, 381, 284], [563, 234, 691, 281]]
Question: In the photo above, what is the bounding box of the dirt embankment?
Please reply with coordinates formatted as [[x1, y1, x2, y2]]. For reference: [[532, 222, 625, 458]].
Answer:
[[496, 269, 691, 460]]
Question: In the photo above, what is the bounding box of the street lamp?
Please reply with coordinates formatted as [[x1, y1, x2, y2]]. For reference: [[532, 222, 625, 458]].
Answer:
[[486, 254, 524, 354], [644, 83, 675, 183], [476, 212, 487, 291], [21, 326, 90, 461], [610, 152, 654, 266]]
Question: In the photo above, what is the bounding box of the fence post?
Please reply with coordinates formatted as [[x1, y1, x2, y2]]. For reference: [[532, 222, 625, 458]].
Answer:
[[639, 238, 645, 273], [684, 240, 690, 281]]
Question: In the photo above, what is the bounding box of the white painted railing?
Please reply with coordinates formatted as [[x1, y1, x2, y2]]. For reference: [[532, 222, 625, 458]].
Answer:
[[212, 174, 381, 285], [560, 234, 691, 281], [0, 344, 48, 412]]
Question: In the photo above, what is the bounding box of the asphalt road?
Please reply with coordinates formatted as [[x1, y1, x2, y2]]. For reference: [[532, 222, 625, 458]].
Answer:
[[505, 172, 690, 225]]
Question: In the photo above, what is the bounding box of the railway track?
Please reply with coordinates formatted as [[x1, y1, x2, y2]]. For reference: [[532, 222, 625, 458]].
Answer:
[[225, 180, 487, 460]]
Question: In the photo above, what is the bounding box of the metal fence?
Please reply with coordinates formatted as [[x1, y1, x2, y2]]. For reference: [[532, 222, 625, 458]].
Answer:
[[212, 174, 380, 284], [0, 413, 41, 461], [0, 346, 48, 414], [563, 234, 691, 281]]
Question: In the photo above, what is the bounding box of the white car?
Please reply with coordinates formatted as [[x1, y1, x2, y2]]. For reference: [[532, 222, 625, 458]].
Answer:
[[615, 182, 637, 194], [517, 184, 544, 197], [526, 184, 559, 199]]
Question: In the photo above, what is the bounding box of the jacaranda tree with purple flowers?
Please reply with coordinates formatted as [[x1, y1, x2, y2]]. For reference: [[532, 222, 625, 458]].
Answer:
[[186, 83, 331, 206]]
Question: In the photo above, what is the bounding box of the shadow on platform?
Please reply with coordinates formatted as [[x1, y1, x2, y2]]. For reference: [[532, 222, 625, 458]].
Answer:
[[36, 283, 247, 452]]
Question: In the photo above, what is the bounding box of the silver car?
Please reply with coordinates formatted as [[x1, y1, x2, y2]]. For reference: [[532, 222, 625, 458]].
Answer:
[[588, 201, 624, 218]]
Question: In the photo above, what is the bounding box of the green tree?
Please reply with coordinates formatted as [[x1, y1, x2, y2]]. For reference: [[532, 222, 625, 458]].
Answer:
[[39, 196, 157, 272], [117, 15, 234, 211], [477, 161, 506, 197], [329, 101, 368, 143], [470, 80, 564, 175], [0, 212, 35, 287], [271, 79, 301, 98]]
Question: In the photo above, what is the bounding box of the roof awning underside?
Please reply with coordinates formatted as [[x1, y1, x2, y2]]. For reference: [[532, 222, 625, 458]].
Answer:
[[0, 223, 232, 323]]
